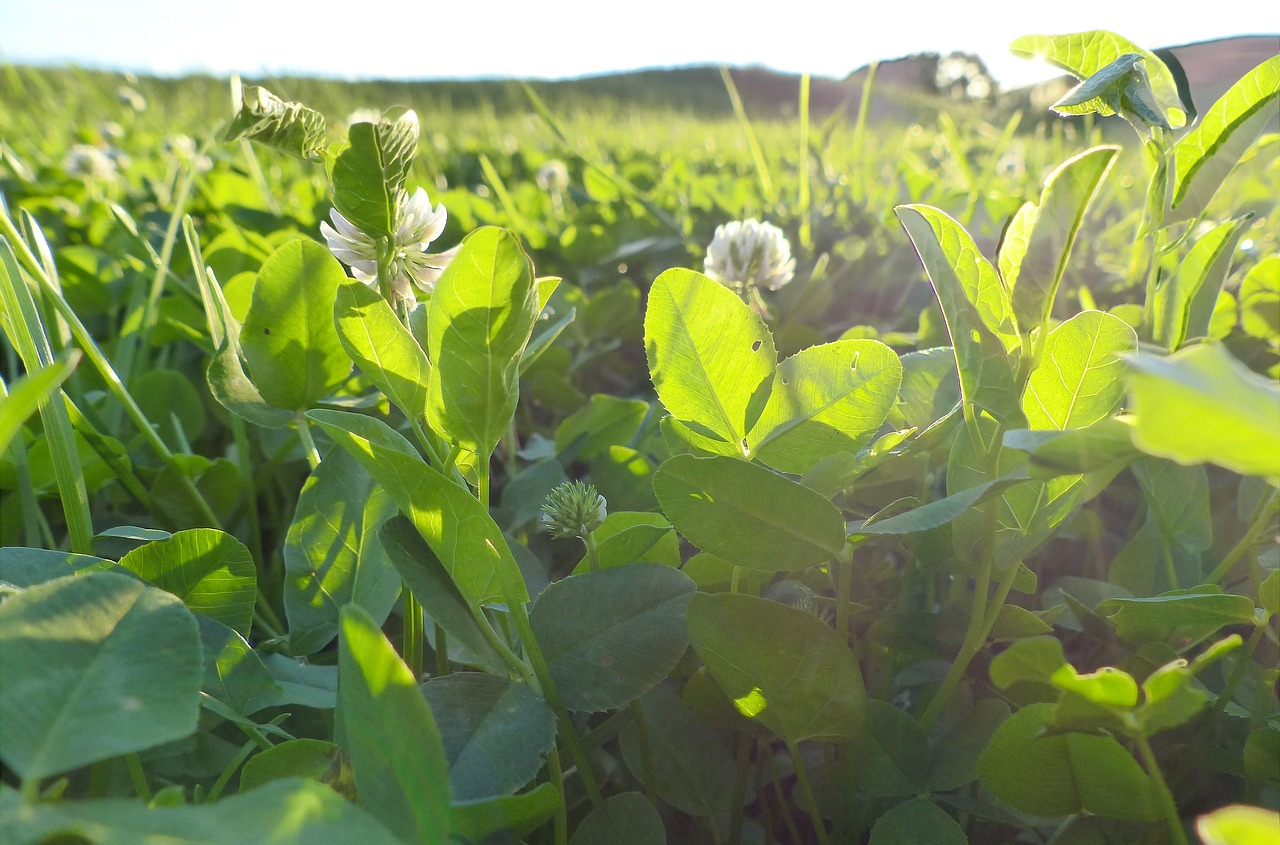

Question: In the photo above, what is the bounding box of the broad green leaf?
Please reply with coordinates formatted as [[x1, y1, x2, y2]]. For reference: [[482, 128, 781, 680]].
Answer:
[[1050, 53, 1171, 133], [1170, 56, 1280, 224], [1244, 728, 1280, 784], [859, 700, 931, 797], [206, 333, 295, 428], [426, 227, 539, 459], [334, 280, 430, 423], [1023, 311, 1135, 430], [330, 110, 418, 239], [555, 394, 650, 459], [619, 684, 739, 816], [119, 529, 256, 638], [0, 778, 400, 845], [1102, 591, 1255, 643], [239, 738, 336, 793], [197, 615, 279, 718], [283, 447, 402, 655], [687, 592, 866, 745], [890, 346, 959, 432], [0, 351, 78, 456], [653, 455, 845, 571], [1125, 343, 1280, 478], [978, 703, 1161, 820], [529, 563, 695, 712], [263, 653, 337, 710], [0, 547, 121, 589], [378, 516, 508, 674], [310, 409, 527, 607], [896, 205, 1024, 427], [420, 673, 555, 801], [990, 635, 1068, 689], [241, 240, 353, 411], [644, 268, 776, 449], [451, 783, 560, 843], [1154, 216, 1253, 349], [0, 572, 201, 779], [999, 147, 1118, 332], [928, 698, 1011, 792], [573, 512, 681, 574], [747, 339, 903, 474], [338, 604, 450, 845], [568, 792, 665, 845], [1239, 257, 1280, 341], [224, 81, 328, 161], [1003, 418, 1141, 477], [1133, 458, 1212, 556], [1010, 31, 1187, 128], [868, 796, 967, 845], [1197, 805, 1280, 845]]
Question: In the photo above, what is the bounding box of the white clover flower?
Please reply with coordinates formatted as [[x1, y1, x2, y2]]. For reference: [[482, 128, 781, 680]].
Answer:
[[117, 85, 147, 112], [320, 186, 457, 306], [98, 121, 125, 142], [62, 144, 117, 180], [704, 218, 796, 293], [535, 159, 570, 193], [164, 134, 212, 173]]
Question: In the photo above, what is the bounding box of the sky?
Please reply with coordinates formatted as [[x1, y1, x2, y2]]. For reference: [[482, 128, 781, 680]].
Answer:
[[2, 0, 1277, 91]]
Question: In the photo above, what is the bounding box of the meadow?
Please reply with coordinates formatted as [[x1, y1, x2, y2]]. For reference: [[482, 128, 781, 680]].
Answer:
[[0, 31, 1277, 845]]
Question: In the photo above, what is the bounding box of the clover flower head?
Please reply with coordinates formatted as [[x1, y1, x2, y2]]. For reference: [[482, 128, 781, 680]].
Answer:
[[536, 159, 570, 193], [319, 186, 456, 307], [704, 218, 796, 294], [540, 481, 608, 540], [164, 134, 212, 173], [63, 144, 117, 180], [117, 85, 147, 113]]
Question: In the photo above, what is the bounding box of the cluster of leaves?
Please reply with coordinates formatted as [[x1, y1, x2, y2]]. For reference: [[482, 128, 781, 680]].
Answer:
[[1, 28, 1278, 845]]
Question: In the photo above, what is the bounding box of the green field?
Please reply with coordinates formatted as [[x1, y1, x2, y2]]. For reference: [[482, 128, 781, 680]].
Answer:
[[1, 32, 1278, 845]]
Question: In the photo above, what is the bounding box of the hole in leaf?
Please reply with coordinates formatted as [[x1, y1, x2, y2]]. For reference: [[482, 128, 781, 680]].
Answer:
[[851, 351, 860, 371], [263, 327, 272, 335], [751, 340, 762, 352]]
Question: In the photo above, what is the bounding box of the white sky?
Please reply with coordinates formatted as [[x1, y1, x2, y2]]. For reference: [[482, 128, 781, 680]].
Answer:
[[2, 0, 1277, 90]]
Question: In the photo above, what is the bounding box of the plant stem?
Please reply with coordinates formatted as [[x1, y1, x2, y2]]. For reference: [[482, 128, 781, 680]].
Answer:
[[787, 743, 830, 845], [124, 753, 151, 802], [1134, 732, 1189, 845], [764, 746, 803, 845], [294, 411, 321, 470], [433, 624, 450, 677], [547, 747, 569, 845], [1208, 489, 1278, 586], [1209, 624, 1265, 719], [403, 592, 424, 680], [629, 699, 658, 805], [727, 733, 753, 845], [583, 529, 600, 572]]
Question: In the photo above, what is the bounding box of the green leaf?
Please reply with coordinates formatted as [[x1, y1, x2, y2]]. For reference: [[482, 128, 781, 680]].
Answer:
[[283, 447, 402, 655], [0, 351, 78, 457], [859, 700, 931, 797], [241, 239, 353, 411], [0, 572, 201, 779], [238, 738, 336, 792], [118, 529, 256, 638], [1197, 805, 1280, 845], [1051, 53, 1171, 132], [1023, 311, 1136, 430], [426, 227, 540, 459], [1125, 343, 1280, 478], [310, 409, 527, 607], [555, 394, 650, 459], [1050, 664, 1138, 708], [0, 547, 121, 589], [1010, 31, 1187, 128], [868, 797, 967, 845], [338, 604, 450, 845], [0, 778, 401, 845], [1133, 457, 1212, 556], [978, 703, 1161, 820], [928, 698, 1011, 792], [990, 635, 1068, 689], [197, 615, 279, 718], [1170, 56, 1280, 224], [330, 110, 418, 239], [224, 82, 328, 161], [1000, 147, 1118, 332], [849, 472, 1028, 536], [896, 204, 1023, 427], [573, 512, 681, 574], [619, 684, 739, 816], [334, 280, 430, 424], [568, 792, 666, 845], [263, 653, 337, 710], [644, 268, 776, 449], [378, 516, 508, 674], [451, 783, 560, 843], [747, 339, 902, 474], [1244, 728, 1280, 784], [1003, 418, 1141, 478], [420, 673, 555, 801], [1155, 216, 1253, 349], [653, 455, 846, 571], [1102, 591, 1255, 643], [529, 563, 695, 712], [686, 592, 866, 745]]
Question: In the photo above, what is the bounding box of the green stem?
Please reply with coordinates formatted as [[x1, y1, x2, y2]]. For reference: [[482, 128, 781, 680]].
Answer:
[[294, 411, 321, 470], [547, 747, 569, 845], [207, 736, 258, 803], [1134, 732, 1189, 845], [727, 733, 753, 845], [764, 746, 803, 845], [583, 529, 600, 573], [124, 753, 151, 802], [787, 743, 830, 845], [1208, 623, 1265, 719], [1208, 490, 1279, 586], [403, 592, 424, 680], [629, 699, 658, 805], [433, 624, 450, 677]]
